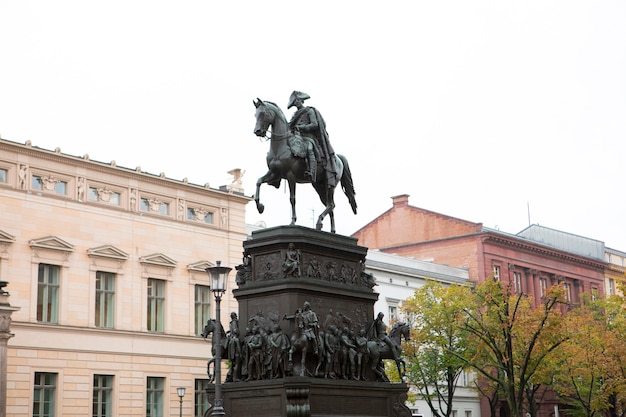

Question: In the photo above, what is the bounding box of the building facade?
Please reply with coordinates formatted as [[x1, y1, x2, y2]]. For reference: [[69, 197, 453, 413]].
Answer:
[[364, 250, 480, 417], [0, 138, 250, 416], [353, 195, 606, 307], [353, 194, 609, 417]]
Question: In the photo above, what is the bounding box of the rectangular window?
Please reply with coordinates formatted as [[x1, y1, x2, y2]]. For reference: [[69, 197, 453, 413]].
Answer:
[[0, 168, 7, 183], [564, 282, 572, 302], [204, 212, 213, 224], [465, 411, 472, 417], [159, 202, 169, 215], [33, 372, 56, 417], [195, 285, 211, 335], [389, 305, 398, 322], [513, 272, 522, 294], [109, 192, 120, 206], [493, 265, 500, 281], [141, 198, 151, 211], [55, 181, 67, 195], [89, 187, 99, 201], [146, 377, 164, 417], [95, 272, 115, 328], [539, 277, 548, 298], [32, 175, 43, 190], [93, 375, 113, 417], [147, 279, 165, 332], [37, 264, 59, 323], [187, 208, 196, 220], [609, 279, 615, 296], [195, 379, 210, 417]]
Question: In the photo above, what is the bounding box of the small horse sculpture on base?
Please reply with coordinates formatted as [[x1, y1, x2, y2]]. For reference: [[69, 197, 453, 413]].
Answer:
[[288, 329, 325, 377], [253, 99, 357, 233], [367, 322, 411, 382], [201, 319, 227, 383]]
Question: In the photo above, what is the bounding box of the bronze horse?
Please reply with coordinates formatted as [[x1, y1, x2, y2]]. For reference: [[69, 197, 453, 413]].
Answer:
[[367, 322, 411, 382], [201, 319, 227, 383], [253, 99, 357, 233], [288, 327, 325, 378]]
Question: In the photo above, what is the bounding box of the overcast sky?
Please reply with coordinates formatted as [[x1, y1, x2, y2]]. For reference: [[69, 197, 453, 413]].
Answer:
[[1, 1, 625, 251]]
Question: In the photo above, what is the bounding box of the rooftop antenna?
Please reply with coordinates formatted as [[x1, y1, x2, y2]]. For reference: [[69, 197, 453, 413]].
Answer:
[[527, 202, 531, 226]]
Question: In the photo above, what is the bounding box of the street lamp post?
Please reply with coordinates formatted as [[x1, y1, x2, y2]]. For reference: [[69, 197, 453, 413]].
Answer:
[[176, 387, 185, 417], [206, 261, 231, 417]]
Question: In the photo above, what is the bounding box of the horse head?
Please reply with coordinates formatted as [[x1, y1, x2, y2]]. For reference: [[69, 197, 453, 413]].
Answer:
[[201, 319, 216, 339], [390, 322, 411, 344], [253, 99, 289, 138], [253, 98, 272, 137]]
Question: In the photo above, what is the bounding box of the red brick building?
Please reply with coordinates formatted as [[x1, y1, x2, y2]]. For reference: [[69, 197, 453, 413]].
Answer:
[[353, 194, 605, 305], [353, 194, 607, 417]]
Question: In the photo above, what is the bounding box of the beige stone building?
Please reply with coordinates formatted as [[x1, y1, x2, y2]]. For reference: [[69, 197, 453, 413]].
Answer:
[[0, 138, 250, 416]]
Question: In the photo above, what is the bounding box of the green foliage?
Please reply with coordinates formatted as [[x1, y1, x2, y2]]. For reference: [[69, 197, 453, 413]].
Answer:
[[402, 281, 473, 417], [400, 279, 626, 417], [455, 280, 567, 417]]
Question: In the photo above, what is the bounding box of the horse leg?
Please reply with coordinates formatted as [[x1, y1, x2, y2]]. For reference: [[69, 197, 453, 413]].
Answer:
[[207, 359, 215, 383], [288, 178, 297, 226], [395, 359, 405, 382], [287, 346, 295, 374], [300, 346, 307, 376], [254, 175, 267, 214], [315, 185, 336, 232]]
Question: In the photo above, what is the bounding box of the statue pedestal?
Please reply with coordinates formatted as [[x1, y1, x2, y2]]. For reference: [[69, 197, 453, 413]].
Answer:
[[207, 377, 412, 417], [216, 226, 412, 417]]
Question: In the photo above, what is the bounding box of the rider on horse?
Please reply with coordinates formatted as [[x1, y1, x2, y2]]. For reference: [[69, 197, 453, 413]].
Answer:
[[371, 312, 399, 359], [288, 91, 338, 186]]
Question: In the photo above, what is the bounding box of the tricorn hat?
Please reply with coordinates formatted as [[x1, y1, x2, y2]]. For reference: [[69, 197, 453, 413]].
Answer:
[[288, 91, 310, 109]]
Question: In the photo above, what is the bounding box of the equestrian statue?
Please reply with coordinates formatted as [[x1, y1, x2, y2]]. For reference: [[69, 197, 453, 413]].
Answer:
[[253, 91, 357, 233]]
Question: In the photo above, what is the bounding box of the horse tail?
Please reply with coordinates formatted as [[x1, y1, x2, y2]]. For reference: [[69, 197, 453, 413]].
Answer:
[[338, 154, 357, 214]]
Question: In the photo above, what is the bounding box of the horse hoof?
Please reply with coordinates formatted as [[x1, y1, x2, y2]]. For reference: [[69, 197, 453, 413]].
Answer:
[[257, 204, 265, 214], [316, 222, 323, 231]]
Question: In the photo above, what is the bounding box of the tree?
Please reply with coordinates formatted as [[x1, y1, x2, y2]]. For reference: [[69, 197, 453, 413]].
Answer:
[[594, 295, 626, 417], [461, 279, 567, 417], [551, 295, 610, 417], [402, 281, 474, 417]]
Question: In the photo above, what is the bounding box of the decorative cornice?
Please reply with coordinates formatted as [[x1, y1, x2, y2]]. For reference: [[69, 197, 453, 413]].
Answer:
[[0, 138, 251, 201], [139, 253, 177, 268], [29, 236, 75, 252], [87, 245, 129, 261], [187, 260, 215, 273], [482, 233, 606, 271], [0, 230, 16, 244]]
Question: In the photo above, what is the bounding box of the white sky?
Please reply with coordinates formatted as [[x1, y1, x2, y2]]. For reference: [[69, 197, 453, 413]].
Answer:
[[1, 1, 625, 250]]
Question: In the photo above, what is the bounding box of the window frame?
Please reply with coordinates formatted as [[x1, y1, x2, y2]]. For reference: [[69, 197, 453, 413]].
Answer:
[[195, 285, 211, 335], [93, 374, 113, 417], [95, 271, 116, 328], [33, 372, 57, 417], [146, 377, 164, 417], [147, 278, 165, 332], [37, 263, 60, 323]]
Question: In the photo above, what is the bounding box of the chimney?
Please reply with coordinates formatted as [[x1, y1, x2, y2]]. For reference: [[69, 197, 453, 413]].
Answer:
[[391, 194, 410, 208]]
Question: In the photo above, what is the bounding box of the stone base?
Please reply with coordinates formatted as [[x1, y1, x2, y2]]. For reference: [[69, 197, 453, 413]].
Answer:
[[206, 377, 412, 417]]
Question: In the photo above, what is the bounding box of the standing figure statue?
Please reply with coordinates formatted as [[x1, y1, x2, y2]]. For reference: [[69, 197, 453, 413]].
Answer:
[[225, 312, 242, 382], [288, 91, 338, 187], [301, 301, 320, 355]]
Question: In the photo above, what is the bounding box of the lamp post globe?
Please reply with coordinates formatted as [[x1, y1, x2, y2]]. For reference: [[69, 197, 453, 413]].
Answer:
[[176, 387, 185, 417]]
